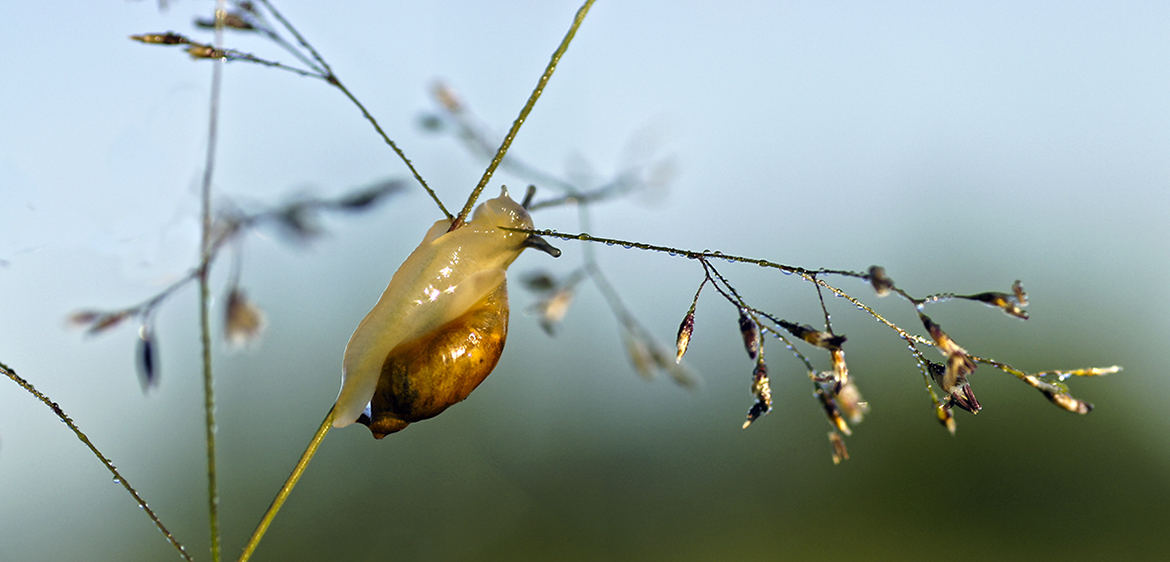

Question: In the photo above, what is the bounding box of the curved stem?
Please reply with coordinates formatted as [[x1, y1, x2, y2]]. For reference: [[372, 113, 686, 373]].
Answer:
[[254, 0, 451, 220], [1, 362, 194, 561], [451, 0, 596, 230], [237, 407, 336, 562]]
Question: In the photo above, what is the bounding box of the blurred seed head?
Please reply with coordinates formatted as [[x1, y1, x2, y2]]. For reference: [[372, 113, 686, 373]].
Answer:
[[835, 379, 868, 424], [136, 324, 159, 392], [829, 431, 849, 465], [868, 265, 893, 297], [70, 310, 131, 334], [534, 288, 574, 336], [225, 287, 266, 349], [129, 32, 190, 45]]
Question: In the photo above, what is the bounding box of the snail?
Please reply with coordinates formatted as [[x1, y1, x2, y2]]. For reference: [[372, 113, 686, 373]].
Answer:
[[333, 187, 560, 438]]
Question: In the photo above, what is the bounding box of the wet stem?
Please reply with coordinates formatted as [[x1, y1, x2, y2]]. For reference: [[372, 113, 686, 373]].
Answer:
[[199, 2, 228, 561]]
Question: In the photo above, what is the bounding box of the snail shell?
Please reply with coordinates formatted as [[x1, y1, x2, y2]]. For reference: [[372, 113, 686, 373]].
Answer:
[[333, 188, 557, 438]]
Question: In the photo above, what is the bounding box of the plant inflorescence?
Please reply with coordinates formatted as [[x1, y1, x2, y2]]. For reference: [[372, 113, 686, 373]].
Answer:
[[2, 1, 1118, 560]]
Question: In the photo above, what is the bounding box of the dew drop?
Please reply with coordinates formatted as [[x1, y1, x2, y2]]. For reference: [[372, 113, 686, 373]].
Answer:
[[622, 243, 632, 249], [605, 241, 615, 247]]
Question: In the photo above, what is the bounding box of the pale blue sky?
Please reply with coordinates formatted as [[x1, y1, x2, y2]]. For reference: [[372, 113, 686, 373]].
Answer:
[[2, 2, 1168, 560]]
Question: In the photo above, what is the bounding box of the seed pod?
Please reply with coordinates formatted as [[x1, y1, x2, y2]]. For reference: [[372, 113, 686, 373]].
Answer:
[[829, 431, 849, 465], [935, 402, 957, 435], [965, 290, 1029, 319], [778, 320, 846, 351], [815, 383, 850, 436], [675, 311, 695, 363], [830, 348, 849, 393], [743, 357, 772, 428], [868, 265, 893, 297], [535, 287, 575, 336], [335, 188, 559, 438], [224, 286, 266, 348], [129, 32, 190, 45], [136, 324, 158, 392], [835, 379, 868, 424], [737, 308, 759, 360]]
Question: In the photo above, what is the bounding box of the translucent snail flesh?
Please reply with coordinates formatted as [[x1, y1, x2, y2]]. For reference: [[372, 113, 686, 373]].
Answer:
[[333, 187, 558, 438]]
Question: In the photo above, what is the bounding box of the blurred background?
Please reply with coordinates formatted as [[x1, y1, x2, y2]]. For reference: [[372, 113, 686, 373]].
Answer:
[[2, 1, 1167, 560]]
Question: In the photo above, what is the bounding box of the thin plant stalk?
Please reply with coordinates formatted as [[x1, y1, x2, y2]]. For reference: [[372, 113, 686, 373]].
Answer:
[[238, 1, 598, 557], [237, 407, 336, 562], [200, 2, 229, 560], [1, 362, 194, 561], [450, 0, 596, 229]]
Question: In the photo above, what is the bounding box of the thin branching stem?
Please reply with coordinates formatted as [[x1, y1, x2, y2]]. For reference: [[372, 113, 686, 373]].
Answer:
[[1, 362, 193, 561], [524, 228, 1115, 390], [253, 0, 451, 220], [237, 407, 336, 562], [451, 0, 596, 230]]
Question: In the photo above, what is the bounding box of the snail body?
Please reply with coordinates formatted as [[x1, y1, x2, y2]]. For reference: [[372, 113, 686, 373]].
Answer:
[[333, 188, 557, 438]]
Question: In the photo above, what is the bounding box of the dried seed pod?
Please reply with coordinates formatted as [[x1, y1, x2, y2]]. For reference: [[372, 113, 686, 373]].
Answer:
[[432, 81, 466, 114], [1043, 391, 1093, 414], [1023, 374, 1093, 414], [835, 379, 868, 424], [926, 357, 980, 414], [828, 431, 849, 465], [1012, 280, 1028, 306], [675, 279, 704, 364], [534, 288, 575, 336], [815, 383, 850, 436], [936, 401, 957, 435], [743, 358, 772, 428], [921, 315, 981, 414], [622, 328, 655, 380], [737, 309, 759, 360], [966, 291, 1029, 320], [830, 348, 849, 393], [136, 324, 158, 392], [129, 32, 190, 45], [224, 286, 266, 348], [194, 13, 256, 31], [675, 311, 695, 363], [522, 271, 558, 293], [82, 311, 130, 334], [778, 320, 846, 350], [335, 188, 559, 438], [335, 180, 404, 210]]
